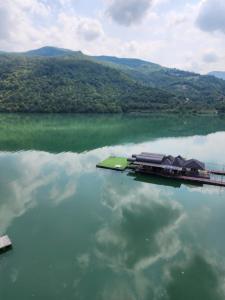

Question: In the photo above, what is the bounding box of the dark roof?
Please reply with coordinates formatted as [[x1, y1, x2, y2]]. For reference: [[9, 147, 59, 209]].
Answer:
[[130, 152, 205, 171], [141, 153, 165, 159], [177, 155, 185, 160], [183, 159, 205, 170], [167, 155, 175, 162], [173, 156, 186, 167], [162, 155, 175, 165], [162, 158, 173, 165], [136, 155, 163, 164], [136, 153, 165, 164]]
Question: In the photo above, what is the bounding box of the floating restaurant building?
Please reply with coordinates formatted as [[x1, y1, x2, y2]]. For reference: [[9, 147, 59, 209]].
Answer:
[[128, 152, 208, 178], [97, 151, 225, 187]]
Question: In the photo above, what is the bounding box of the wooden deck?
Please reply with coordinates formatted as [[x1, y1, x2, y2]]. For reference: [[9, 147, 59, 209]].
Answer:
[[136, 169, 225, 187], [0, 235, 12, 252], [176, 175, 225, 187], [210, 170, 225, 176]]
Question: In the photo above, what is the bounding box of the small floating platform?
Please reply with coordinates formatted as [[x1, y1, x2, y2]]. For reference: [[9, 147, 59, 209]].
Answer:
[[97, 156, 129, 171], [0, 235, 12, 253]]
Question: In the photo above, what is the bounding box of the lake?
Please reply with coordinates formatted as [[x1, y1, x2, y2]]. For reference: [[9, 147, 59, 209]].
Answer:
[[1, 113, 225, 300]]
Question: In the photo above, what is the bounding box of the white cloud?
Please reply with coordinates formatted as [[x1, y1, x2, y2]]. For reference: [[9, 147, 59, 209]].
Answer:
[[202, 51, 219, 63], [0, 0, 50, 51], [0, 3, 11, 40], [197, 0, 225, 34], [0, 1, 105, 52], [107, 0, 153, 26], [96, 183, 184, 271], [77, 18, 104, 41], [0, 150, 96, 233]]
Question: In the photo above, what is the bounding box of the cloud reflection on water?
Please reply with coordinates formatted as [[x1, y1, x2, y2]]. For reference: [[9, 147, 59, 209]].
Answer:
[[0, 130, 225, 299], [1, 130, 225, 233], [96, 184, 185, 271], [163, 254, 225, 300], [0, 151, 92, 233]]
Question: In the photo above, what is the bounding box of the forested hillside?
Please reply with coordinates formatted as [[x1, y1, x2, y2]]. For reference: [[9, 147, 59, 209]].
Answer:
[[93, 55, 225, 106], [0, 55, 178, 113], [0, 47, 225, 113], [208, 71, 225, 81]]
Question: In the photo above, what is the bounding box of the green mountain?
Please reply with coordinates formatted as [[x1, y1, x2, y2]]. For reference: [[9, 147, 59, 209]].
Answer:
[[208, 71, 225, 81], [0, 55, 178, 113], [93, 55, 163, 72], [0, 46, 225, 113], [93, 56, 225, 105], [1, 46, 84, 58], [24, 46, 77, 57]]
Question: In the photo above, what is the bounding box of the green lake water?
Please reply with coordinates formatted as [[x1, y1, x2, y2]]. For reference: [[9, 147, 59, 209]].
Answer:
[[1, 113, 225, 300]]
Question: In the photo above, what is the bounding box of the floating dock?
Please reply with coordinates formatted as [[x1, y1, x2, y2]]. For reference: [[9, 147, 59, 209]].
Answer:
[[97, 153, 225, 188], [96, 156, 129, 171], [0, 235, 12, 253], [210, 170, 225, 176], [136, 169, 225, 187]]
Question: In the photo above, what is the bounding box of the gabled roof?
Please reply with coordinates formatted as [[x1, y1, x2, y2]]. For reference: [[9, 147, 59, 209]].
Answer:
[[136, 153, 165, 164], [183, 159, 205, 170], [162, 158, 173, 166], [130, 152, 205, 171], [173, 156, 186, 167]]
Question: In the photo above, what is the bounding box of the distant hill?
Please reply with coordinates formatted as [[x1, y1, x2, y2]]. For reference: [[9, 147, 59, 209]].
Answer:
[[208, 71, 225, 81], [23, 46, 84, 58], [0, 46, 85, 58], [93, 55, 163, 72], [0, 46, 225, 113], [93, 56, 225, 105]]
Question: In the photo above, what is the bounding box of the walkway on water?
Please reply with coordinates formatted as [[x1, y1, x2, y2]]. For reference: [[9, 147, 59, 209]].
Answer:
[[210, 170, 225, 176], [137, 169, 225, 187]]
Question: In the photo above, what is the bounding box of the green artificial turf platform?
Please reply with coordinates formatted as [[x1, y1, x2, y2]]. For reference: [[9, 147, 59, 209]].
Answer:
[[97, 156, 129, 171]]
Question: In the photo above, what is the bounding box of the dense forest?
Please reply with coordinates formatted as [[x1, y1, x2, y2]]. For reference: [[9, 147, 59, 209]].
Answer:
[[0, 46, 225, 113], [208, 71, 225, 81]]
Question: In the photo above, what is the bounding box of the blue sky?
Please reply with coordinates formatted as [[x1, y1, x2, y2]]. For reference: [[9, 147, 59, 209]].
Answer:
[[0, 0, 225, 73]]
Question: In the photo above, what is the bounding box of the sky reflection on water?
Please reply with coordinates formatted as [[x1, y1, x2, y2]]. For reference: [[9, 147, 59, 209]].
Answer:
[[1, 128, 225, 300]]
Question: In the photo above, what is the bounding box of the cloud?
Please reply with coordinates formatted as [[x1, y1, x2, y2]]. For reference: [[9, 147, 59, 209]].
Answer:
[[76, 253, 90, 271], [0, 150, 95, 233], [77, 19, 104, 41], [107, 0, 153, 26], [0, 0, 105, 52], [96, 184, 184, 271], [196, 0, 225, 34], [0, 3, 11, 40], [164, 255, 225, 300], [202, 51, 219, 63], [0, 0, 50, 50]]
